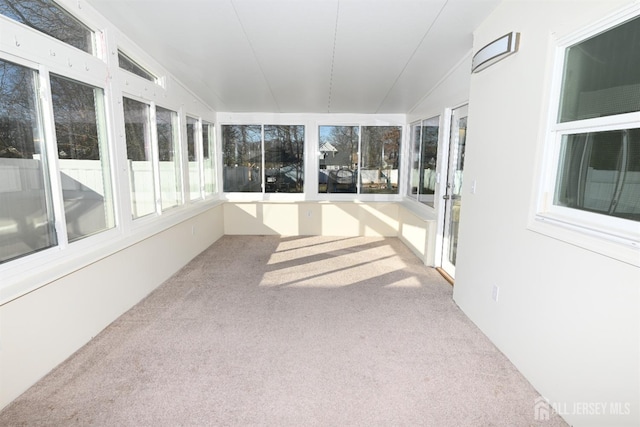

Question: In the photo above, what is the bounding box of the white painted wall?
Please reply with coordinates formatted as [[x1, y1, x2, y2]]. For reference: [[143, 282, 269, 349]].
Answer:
[[0, 205, 224, 409], [454, 1, 640, 426]]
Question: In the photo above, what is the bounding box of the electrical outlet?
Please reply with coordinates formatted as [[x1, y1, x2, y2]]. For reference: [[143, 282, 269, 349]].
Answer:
[[492, 284, 500, 302]]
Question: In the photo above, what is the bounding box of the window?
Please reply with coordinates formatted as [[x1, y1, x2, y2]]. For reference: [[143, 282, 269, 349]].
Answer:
[[264, 125, 304, 193], [361, 126, 401, 194], [118, 50, 156, 82], [537, 13, 640, 254], [186, 116, 201, 201], [0, 58, 56, 263], [202, 121, 216, 195], [0, 0, 93, 54], [222, 125, 262, 192], [123, 97, 155, 218], [408, 117, 439, 206], [222, 124, 305, 194], [156, 106, 182, 210], [555, 129, 640, 221], [318, 125, 402, 194], [318, 125, 358, 193], [50, 74, 114, 241]]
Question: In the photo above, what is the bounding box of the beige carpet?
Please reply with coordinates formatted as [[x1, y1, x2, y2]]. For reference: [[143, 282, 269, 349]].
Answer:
[[0, 236, 568, 426]]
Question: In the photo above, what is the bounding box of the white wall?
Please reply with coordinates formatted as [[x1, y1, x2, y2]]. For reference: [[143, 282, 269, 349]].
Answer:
[[0, 205, 224, 409], [454, 1, 639, 426]]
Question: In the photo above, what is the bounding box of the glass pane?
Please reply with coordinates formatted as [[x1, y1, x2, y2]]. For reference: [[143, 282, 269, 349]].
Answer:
[[318, 125, 358, 193], [202, 122, 216, 195], [0, 59, 56, 263], [264, 125, 304, 193], [446, 110, 467, 267], [0, 0, 93, 54], [222, 125, 262, 192], [123, 97, 155, 218], [559, 16, 640, 122], [555, 129, 640, 221], [418, 117, 439, 206], [50, 74, 114, 242], [360, 126, 401, 194], [118, 51, 155, 81], [186, 116, 201, 200], [156, 106, 182, 209]]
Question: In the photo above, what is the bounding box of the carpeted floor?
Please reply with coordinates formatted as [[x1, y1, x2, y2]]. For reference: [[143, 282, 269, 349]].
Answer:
[[0, 236, 568, 426]]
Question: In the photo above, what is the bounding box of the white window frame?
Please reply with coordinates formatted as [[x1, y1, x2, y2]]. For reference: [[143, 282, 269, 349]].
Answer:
[[530, 6, 640, 267]]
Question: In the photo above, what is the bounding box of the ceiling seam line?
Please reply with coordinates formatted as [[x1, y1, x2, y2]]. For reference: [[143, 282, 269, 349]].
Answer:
[[375, 0, 449, 114], [327, 0, 340, 113], [229, 0, 281, 112], [407, 49, 472, 115]]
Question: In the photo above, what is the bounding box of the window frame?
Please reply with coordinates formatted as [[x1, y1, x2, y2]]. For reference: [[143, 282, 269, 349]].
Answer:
[[0, 56, 58, 264], [316, 123, 403, 198], [530, 6, 640, 266], [221, 123, 307, 198]]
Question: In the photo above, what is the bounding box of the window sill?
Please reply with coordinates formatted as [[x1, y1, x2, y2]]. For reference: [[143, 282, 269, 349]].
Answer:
[[528, 213, 640, 267]]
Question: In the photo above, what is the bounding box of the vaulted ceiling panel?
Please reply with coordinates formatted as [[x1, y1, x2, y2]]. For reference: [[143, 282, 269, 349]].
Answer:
[[86, 0, 501, 114], [379, 0, 502, 113], [232, 0, 339, 112], [327, 0, 446, 113]]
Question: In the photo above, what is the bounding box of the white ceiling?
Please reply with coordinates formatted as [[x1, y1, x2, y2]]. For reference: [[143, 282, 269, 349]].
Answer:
[[86, 0, 500, 114]]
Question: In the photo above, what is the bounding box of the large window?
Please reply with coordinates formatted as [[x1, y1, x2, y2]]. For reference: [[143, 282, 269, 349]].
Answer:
[[0, 59, 56, 263], [156, 106, 182, 210], [318, 125, 401, 194], [223, 124, 305, 193], [264, 125, 304, 193], [408, 117, 439, 206], [539, 13, 640, 250], [50, 74, 114, 242], [123, 97, 155, 218], [319, 125, 358, 193], [0, 0, 93, 54], [222, 125, 262, 192], [361, 126, 401, 194]]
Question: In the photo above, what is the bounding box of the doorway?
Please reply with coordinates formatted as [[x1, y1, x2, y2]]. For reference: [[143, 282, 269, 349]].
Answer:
[[440, 104, 468, 279]]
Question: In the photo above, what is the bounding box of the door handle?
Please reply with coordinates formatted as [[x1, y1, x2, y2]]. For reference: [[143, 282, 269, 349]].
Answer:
[[443, 195, 450, 200]]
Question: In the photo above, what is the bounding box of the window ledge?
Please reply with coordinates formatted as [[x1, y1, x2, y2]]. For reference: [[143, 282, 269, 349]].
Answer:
[[528, 213, 640, 267], [399, 198, 438, 222]]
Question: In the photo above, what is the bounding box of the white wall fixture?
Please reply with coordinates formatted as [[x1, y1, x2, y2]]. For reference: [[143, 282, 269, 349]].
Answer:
[[471, 32, 520, 73]]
